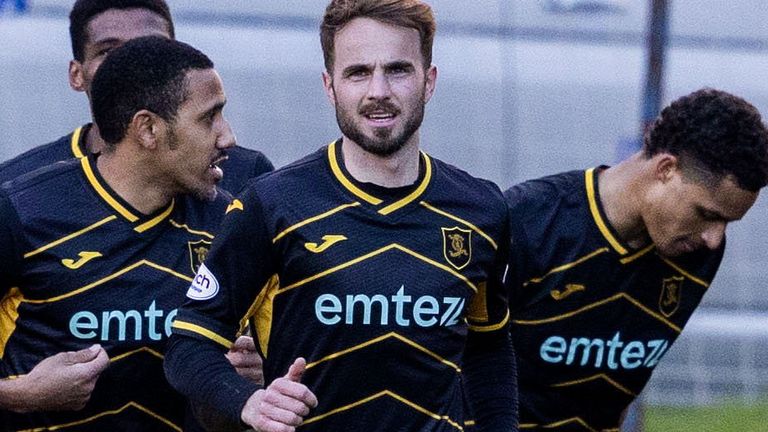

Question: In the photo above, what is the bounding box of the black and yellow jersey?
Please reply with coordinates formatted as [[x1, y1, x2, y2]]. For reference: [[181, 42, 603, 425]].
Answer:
[[0, 155, 231, 431], [505, 168, 723, 432], [0, 126, 89, 184], [0, 124, 274, 194], [171, 140, 511, 431]]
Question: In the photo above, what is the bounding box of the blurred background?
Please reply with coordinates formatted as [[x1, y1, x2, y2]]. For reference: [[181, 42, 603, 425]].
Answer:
[[1, 0, 767, 429]]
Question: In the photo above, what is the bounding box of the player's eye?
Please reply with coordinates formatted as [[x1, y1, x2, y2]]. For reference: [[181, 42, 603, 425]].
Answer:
[[387, 66, 410, 75], [345, 68, 370, 80], [95, 46, 115, 57]]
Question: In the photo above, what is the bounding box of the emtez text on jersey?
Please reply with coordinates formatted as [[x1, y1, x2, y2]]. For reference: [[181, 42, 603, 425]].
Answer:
[[69, 300, 177, 341], [315, 285, 465, 327], [540, 331, 670, 370]]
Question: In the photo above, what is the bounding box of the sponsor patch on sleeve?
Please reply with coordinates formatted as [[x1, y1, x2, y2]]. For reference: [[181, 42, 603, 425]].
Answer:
[[186, 263, 220, 300]]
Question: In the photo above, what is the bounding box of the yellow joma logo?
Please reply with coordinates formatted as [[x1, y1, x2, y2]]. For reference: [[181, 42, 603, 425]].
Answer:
[[550, 283, 585, 300], [61, 251, 103, 269], [226, 199, 244, 214], [305, 235, 347, 253]]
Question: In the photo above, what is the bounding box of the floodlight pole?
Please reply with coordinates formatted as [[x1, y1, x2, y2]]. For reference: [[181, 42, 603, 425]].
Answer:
[[624, 6, 671, 431], [640, 0, 669, 132]]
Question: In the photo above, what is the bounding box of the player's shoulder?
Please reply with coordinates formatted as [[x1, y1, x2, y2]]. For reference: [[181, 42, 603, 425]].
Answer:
[[428, 154, 506, 209], [216, 146, 274, 195], [240, 146, 326, 198], [504, 169, 586, 212], [228, 146, 273, 170], [1, 157, 82, 199], [1, 158, 87, 228], [0, 131, 77, 184]]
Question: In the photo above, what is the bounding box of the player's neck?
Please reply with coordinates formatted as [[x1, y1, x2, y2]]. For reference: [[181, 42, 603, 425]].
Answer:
[[599, 153, 652, 249], [97, 149, 175, 215], [340, 135, 421, 188]]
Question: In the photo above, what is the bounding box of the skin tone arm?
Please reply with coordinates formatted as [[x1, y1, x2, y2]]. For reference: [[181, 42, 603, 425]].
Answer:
[[0, 344, 109, 412]]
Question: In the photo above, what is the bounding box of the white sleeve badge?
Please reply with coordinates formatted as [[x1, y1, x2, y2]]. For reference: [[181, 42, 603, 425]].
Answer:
[[186, 263, 220, 300]]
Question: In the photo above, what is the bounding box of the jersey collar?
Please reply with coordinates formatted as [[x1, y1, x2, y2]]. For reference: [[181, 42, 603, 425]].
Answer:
[[585, 167, 631, 255], [327, 139, 432, 215], [69, 124, 90, 159], [79, 154, 174, 232]]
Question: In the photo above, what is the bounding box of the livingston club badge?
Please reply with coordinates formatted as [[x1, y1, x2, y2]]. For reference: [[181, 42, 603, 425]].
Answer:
[[442, 227, 472, 270], [659, 276, 683, 317], [188, 239, 212, 274]]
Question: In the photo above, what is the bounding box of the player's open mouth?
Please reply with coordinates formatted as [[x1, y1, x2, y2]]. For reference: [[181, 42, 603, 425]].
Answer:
[[208, 154, 228, 180], [364, 111, 397, 126]]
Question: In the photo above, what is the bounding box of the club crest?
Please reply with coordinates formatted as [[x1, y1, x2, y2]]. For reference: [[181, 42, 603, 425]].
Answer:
[[442, 227, 472, 270], [188, 239, 212, 274], [659, 276, 684, 317]]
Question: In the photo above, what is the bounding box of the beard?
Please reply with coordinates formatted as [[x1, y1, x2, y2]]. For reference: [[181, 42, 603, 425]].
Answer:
[[335, 94, 426, 157]]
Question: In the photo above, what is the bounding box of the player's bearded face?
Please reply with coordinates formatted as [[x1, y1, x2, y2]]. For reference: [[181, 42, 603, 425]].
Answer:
[[333, 83, 427, 157], [324, 18, 435, 157], [161, 69, 234, 202], [165, 128, 221, 202]]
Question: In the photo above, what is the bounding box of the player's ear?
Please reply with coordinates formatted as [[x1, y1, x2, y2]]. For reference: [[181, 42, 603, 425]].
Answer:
[[653, 153, 680, 183], [423, 65, 437, 105], [322, 70, 336, 105], [132, 110, 161, 150], [69, 60, 87, 92]]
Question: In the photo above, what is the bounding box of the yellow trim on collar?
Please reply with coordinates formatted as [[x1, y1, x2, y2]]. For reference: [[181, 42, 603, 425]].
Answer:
[[585, 168, 627, 255], [378, 152, 432, 215], [134, 200, 174, 233], [70, 126, 86, 159], [80, 157, 138, 222], [328, 142, 382, 205]]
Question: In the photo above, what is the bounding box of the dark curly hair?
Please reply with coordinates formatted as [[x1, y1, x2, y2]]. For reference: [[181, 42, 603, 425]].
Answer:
[[320, 0, 435, 72], [91, 36, 213, 146], [644, 88, 768, 192], [69, 0, 174, 62]]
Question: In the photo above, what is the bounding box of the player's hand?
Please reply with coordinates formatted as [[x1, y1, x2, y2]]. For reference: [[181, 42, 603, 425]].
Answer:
[[13, 344, 109, 412], [241, 357, 318, 432], [226, 335, 264, 385]]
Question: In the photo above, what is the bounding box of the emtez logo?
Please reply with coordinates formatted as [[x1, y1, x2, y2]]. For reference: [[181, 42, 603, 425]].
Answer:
[[315, 285, 464, 327], [69, 300, 177, 341], [540, 332, 670, 370]]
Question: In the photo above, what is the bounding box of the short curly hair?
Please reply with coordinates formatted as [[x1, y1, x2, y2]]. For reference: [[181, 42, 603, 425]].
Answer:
[[91, 36, 213, 146], [644, 88, 768, 192]]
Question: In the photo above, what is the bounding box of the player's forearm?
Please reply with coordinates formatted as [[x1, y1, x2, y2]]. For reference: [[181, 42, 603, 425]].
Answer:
[[164, 334, 260, 427], [0, 377, 34, 412], [463, 330, 519, 431]]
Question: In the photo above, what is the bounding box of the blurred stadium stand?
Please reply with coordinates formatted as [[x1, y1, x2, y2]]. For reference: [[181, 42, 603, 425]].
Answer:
[[1, 0, 767, 410]]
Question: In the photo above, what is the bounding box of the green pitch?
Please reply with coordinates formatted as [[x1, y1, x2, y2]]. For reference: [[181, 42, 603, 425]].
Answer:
[[645, 400, 768, 431]]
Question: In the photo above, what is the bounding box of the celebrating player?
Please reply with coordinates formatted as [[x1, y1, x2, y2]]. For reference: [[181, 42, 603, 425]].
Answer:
[[505, 88, 768, 431], [164, 0, 518, 430], [0, 36, 241, 430]]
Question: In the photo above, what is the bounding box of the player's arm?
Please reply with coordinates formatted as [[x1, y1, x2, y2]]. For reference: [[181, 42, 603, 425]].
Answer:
[[0, 190, 109, 412], [463, 218, 518, 431], [164, 188, 316, 430]]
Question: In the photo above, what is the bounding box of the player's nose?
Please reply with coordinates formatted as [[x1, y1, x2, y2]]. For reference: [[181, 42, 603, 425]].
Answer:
[[217, 119, 236, 150], [701, 222, 726, 250]]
